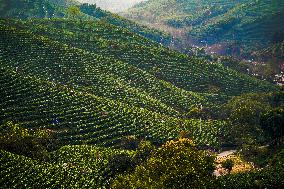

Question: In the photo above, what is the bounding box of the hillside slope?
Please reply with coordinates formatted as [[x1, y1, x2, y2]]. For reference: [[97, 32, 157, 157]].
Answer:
[[124, 0, 284, 54], [0, 19, 220, 116], [0, 18, 237, 148], [0, 0, 172, 46], [0, 17, 277, 149], [0, 0, 278, 148], [0, 1, 282, 188], [0, 19, 276, 113]]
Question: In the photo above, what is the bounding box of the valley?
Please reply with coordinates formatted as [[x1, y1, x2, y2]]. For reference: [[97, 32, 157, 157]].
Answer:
[[123, 0, 284, 84]]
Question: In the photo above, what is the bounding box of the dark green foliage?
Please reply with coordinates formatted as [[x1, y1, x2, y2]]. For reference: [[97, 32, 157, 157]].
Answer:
[[134, 140, 155, 164], [0, 121, 52, 161], [187, 107, 207, 119], [223, 93, 270, 125], [218, 162, 284, 188], [217, 56, 250, 74], [48, 0, 79, 8], [221, 159, 234, 174], [79, 3, 107, 18], [107, 153, 136, 176], [261, 107, 284, 145], [222, 92, 284, 146], [269, 91, 284, 107], [121, 135, 139, 150], [166, 18, 184, 28], [66, 6, 81, 19], [269, 148, 284, 167]]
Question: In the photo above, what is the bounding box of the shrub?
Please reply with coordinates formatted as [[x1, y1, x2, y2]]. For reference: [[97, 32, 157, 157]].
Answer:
[[221, 159, 234, 174]]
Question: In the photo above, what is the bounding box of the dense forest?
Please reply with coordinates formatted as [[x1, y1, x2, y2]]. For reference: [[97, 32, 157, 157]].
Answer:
[[0, 0, 283, 188]]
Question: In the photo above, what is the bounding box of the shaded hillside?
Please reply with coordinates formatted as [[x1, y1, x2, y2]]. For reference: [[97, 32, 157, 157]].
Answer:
[[256, 41, 284, 62], [124, 0, 284, 54], [0, 0, 67, 19], [78, 3, 172, 46]]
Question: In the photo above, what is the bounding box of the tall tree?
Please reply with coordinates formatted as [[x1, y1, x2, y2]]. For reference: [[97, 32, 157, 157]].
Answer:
[[111, 138, 216, 188], [261, 107, 284, 145], [67, 6, 81, 19]]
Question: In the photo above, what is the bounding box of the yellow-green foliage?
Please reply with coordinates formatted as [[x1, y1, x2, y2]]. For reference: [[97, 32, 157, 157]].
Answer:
[[0, 121, 51, 160], [66, 6, 81, 19], [112, 138, 216, 189]]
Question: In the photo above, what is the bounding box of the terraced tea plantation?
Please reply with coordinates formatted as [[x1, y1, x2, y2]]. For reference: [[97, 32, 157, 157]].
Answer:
[[0, 0, 281, 188], [0, 146, 131, 188], [0, 64, 231, 148]]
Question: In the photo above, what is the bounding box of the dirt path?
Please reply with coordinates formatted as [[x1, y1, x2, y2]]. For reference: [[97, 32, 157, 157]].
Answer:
[[214, 150, 237, 176], [217, 150, 237, 158]]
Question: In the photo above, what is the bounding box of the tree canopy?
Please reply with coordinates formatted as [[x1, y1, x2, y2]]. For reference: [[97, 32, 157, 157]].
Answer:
[[111, 138, 216, 188]]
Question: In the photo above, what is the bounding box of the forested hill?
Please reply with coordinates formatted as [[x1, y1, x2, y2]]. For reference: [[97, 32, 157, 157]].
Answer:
[[0, 0, 172, 46], [123, 0, 284, 54]]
